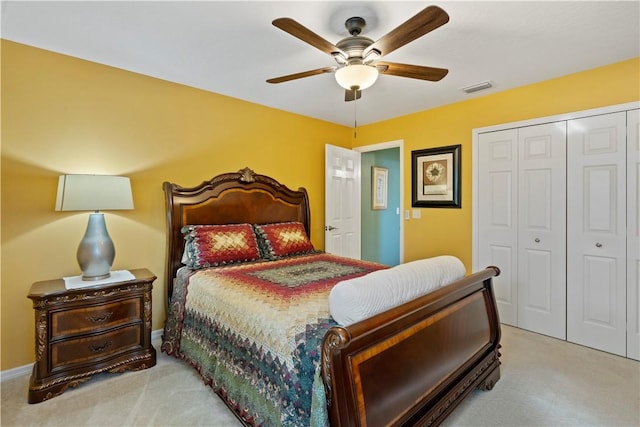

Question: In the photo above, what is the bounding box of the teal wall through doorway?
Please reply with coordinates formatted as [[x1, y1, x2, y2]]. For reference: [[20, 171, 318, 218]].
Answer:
[[361, 148, 400, 266]]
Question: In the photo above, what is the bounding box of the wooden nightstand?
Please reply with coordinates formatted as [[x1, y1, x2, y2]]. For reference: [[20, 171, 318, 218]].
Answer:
[[27, 268, 156, 403]]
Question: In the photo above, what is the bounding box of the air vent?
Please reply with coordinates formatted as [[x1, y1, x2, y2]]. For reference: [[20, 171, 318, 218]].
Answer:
[[461, 81, 493, 94]]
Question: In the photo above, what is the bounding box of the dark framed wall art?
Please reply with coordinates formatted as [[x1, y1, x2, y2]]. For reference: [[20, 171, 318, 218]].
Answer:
[[411, 144, 461, 208]]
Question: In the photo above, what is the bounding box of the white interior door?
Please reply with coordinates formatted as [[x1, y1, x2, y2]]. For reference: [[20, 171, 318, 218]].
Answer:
[[477, 129, 519, 326], [325, 144, 361, 259], [567, 112, 627, 356], [516, 122, 567, 339], [627, 109, 640, 360]]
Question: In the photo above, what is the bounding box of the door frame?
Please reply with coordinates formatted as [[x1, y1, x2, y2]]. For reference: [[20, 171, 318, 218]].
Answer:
[[472, 101, 640, 271], [355, 139, 405, 264]]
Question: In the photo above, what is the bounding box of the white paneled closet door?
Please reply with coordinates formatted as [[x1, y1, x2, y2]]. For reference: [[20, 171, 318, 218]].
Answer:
[[627, 109, 640, 361], [477, 123, 566, 338], [477, 129, 519, 326], [567, 112, 627, 357], [517, 123, 567, 339]]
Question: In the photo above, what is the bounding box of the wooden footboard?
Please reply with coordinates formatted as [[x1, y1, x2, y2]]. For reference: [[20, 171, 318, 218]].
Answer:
[[321, 266, 501, 427]]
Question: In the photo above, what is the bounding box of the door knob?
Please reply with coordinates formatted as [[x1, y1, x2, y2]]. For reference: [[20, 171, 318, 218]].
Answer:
[[595, 242, 603, 248], [534, 238, 540, 243], [325, 225, 338, 231]]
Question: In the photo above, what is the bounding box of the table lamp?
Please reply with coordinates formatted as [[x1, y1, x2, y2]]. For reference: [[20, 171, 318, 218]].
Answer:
[[55, 174, 134, 281]]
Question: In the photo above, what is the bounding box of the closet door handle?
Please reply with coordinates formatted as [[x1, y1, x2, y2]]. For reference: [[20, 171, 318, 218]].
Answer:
[[534, 238, 540, 243], [595, 242, 603, 248]]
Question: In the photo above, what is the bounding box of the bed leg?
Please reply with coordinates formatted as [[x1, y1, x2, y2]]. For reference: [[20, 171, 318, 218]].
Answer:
[[477, 365, 500, 391]]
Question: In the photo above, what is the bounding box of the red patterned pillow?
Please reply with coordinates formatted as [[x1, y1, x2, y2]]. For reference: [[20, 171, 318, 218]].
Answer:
[[181, 224, 260, 269], [254, 222, 315, 259]]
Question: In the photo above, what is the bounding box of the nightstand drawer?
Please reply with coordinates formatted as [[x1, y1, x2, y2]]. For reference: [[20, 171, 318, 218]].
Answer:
[[51, 297, 141, 337], [50, 324, 142, 370]]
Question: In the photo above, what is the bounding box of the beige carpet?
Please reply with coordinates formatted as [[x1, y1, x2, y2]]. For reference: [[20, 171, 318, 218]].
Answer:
[[1, 325, 638, 426]]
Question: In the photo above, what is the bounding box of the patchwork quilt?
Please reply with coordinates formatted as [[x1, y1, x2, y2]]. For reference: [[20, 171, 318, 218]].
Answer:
[[162, 253, 387, 426]]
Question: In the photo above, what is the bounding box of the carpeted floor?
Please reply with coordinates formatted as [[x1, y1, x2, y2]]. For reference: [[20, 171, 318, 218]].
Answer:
[[1, 325, 638, 426]]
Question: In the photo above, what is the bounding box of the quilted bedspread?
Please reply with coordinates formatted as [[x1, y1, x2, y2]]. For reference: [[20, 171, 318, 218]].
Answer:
[[162, 252, 386, 426]]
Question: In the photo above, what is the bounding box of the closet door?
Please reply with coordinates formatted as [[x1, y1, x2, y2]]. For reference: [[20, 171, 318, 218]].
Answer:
[[478, 129, 518, 326], [628, 109, 640, 360], [567, 112, 627, 356], [517, 123, 567, 339]]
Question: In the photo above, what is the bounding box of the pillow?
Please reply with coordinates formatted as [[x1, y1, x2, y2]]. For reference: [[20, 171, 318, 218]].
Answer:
[[253, 222, 315, 259], [181, 224, 261, 269], [329, 255, 466, 326]]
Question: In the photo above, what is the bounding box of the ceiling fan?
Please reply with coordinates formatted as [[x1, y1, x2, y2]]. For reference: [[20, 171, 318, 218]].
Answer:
[[267, 5, 450, 102]]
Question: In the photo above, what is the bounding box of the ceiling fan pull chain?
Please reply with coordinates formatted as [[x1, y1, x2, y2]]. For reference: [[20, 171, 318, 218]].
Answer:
[[353, 93, 358, 139]]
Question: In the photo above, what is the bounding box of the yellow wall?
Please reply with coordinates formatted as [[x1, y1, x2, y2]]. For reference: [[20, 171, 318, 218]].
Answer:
[[353, 57, 640, 268], [1, 40, 352, 370], [2, 39, 638, 371]]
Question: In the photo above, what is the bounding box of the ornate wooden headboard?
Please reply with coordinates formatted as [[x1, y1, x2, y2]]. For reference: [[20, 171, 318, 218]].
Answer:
[[162, 167, 311, 300]]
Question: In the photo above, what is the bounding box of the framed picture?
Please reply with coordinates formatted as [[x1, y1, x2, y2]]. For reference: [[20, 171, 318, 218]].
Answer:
[[411, 144, 461, 208], [371, 166, 388, 210]]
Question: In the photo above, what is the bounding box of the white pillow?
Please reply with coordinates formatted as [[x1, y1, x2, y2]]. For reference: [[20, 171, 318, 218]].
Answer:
[[329, 255, 466, 326]]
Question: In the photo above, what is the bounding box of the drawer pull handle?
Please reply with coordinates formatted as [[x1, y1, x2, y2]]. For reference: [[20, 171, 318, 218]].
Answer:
[[89, 341, 112, 353], [86, 312, 113, 324]]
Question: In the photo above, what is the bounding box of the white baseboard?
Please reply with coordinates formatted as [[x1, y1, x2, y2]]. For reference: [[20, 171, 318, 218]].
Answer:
[[0, 364, 32, 382], [1, 329, 164, 383]]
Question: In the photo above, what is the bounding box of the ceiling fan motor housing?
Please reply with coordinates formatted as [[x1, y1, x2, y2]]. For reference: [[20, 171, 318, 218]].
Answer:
[[345, 16, 366, 36], [336, 35, 374, 64]]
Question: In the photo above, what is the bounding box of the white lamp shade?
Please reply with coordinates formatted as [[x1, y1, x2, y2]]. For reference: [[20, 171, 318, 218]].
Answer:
[[55, 175, 134, 211], [335, 64, 379, 90]]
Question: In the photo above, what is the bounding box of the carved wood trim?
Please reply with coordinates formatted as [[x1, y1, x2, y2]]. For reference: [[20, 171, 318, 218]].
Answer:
[[30, 352, 154, 392], [144, 291, 152, 329], [32, 283, 150, 309], [35, 310, 47, 361], [321, 327, 350, 407], [420, 351, 500, 426], [238, 167, 256, 183]]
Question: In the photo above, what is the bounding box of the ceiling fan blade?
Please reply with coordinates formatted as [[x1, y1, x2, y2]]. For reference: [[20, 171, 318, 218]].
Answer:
[[273, 18, 346, 58], [364, 6, 449, 57], [377, 61, 448, 81], [344, 88, 362, 102], [267, 67, 336, 84]]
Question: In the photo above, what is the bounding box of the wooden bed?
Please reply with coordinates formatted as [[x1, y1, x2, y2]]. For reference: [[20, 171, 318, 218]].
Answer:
[[162, 167, 502, 426]]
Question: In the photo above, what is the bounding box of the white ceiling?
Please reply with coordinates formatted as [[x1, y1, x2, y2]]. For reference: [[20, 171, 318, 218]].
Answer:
[[2, 1, 639, 127]]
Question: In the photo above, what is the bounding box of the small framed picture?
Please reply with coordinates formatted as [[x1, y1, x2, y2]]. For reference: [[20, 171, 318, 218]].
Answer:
[[411, 144, 461, 208], [371, 166, 388, 210]]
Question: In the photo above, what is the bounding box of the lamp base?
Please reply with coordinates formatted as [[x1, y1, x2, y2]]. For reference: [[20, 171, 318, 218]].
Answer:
[[82, 272, 111, 281], [77, 213, 115, 281]]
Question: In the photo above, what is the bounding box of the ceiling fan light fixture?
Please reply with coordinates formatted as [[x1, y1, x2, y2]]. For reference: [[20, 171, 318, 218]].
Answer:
[[335, 64, 379, 91]]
